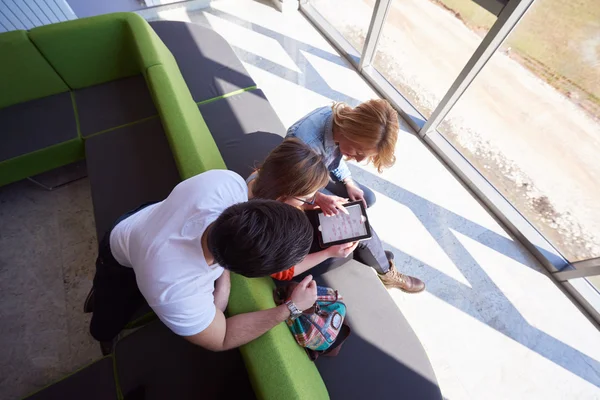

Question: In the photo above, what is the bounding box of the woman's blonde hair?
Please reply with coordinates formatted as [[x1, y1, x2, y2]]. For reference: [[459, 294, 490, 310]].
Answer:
[[253, 138, 330, 201], [332, 99, 399, 172]]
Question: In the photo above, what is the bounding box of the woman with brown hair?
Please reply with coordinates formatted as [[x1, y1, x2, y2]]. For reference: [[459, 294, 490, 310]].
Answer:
[[247, 138, 360, 280], [248, 137, 424, 292]]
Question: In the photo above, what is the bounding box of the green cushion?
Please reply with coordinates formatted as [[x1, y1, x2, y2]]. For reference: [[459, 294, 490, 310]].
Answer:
[[0, 138, 84, 187], [228, 274, 329, 400], [5, 13, 327, 399], [126, 12, 174, 72], [147, 63, 226, 179], [0, 30, 68, 109], [29, 13, 142, 89]]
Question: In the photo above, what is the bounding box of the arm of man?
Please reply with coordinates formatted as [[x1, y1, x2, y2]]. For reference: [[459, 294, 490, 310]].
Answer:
[[184, 275, 317, 351], [213, 270, 230, 312]]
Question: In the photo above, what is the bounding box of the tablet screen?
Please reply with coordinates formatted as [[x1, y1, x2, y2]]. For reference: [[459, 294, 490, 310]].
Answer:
[[318, 204, 368, 244]]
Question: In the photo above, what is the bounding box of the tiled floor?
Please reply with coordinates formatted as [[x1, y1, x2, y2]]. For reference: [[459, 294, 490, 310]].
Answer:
[[1, 0, 599, 399]]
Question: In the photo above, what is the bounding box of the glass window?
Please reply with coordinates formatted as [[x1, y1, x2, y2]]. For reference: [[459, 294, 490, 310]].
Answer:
[[372, 0, 497, 118], [436, 0, 600, 269], [309, 0, 376, 52]]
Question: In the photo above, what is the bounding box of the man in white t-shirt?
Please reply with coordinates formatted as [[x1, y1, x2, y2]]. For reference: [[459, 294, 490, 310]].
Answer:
[[86, 169, 317, 353]]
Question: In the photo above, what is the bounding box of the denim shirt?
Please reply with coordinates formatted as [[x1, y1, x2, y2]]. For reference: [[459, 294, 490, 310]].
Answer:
[[286, 106, 351, 181]]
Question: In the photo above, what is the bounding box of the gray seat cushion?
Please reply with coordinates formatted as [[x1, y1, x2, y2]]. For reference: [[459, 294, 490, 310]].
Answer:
[[203, 90, 440, 398], [25, 357, 117, 400], [150, 20, 256, 103], [199, 89, 285, 179], [85, 117, 180, 241], [114, 320, 256, 400], [303, 260, 442, 399], [74, 75, 157, 137], [0, 92, 77, 162]]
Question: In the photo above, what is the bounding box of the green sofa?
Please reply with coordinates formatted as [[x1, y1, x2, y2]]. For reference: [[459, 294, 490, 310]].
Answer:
[[0, 12, 227, 187], [5, 13, 441, 400], [1, 12, 328, 400]]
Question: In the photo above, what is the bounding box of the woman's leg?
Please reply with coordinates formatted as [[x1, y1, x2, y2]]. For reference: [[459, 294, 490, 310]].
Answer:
[[304, 209, 425, 292], [353, 227, 426, 293], [324, 177, 376, 208], [352, 227, 390, 274]]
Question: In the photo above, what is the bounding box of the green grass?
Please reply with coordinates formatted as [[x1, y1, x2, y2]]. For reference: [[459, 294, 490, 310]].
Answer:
[[436, 0, 600, 114]]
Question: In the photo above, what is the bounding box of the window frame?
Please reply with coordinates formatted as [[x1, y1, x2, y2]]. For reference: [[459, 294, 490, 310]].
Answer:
[[299, 0, 600, 325]]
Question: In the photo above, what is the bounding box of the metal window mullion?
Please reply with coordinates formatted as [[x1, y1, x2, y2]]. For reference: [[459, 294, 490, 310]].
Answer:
[[299, 2, 362, 69], [571, 257, 600, 270], [359, 0, 393, 71], [554, 267, 600, 281], [418, 0, 535, 137], [554, 257, 600, 281]]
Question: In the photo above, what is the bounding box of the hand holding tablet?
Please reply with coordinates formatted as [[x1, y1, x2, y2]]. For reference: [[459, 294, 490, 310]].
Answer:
[[326, 241, 360, 258]]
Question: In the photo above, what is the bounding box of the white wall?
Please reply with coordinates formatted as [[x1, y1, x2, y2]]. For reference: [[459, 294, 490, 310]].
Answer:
[[0, 0, 76, 32]]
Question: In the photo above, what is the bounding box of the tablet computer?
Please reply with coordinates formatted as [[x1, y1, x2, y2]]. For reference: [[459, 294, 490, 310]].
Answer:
[[316, 200, 372, 248]]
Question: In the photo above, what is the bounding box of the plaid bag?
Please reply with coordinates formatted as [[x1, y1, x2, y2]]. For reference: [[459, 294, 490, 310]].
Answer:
[[274, 284, 351, 360]]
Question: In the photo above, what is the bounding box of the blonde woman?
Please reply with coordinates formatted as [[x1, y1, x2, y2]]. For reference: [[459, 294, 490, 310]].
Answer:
[[288, 99, 397, 213], [286, 100, 425, 292]]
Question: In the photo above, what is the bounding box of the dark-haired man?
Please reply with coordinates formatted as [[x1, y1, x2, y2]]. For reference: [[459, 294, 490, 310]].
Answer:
[[87, 170, 317, 352]]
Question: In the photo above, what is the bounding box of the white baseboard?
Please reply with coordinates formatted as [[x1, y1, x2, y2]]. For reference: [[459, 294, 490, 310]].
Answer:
[[270, 0, 299, 13], [136, 0, 212, 21]]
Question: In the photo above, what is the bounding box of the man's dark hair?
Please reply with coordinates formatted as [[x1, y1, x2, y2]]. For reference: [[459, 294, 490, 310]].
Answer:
[[207, 199, 313, 277]]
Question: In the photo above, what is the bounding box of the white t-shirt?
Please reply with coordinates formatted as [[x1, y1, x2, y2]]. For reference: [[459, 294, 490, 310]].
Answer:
[[109, 170, 248, 336]]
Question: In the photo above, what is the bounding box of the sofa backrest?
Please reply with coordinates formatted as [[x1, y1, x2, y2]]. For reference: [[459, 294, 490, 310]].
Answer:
[[5, 12, 329, 399], [228, 274, 330, 400], [0, 30, 69, 109], [29, 13, 143, 89], [146, 63, 228, 177]]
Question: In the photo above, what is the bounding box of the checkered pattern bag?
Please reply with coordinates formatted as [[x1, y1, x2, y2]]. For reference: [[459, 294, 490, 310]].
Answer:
[[275, 285, 350, 358]]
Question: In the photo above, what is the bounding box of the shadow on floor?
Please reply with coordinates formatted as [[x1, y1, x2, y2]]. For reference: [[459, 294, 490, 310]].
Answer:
[[349, 164, 600, 388], [182, 8, 600, 388], [191, 8, 363, 106]]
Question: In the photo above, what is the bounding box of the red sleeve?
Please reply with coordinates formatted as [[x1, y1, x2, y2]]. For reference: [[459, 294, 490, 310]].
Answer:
[[271, 266, 295, 281]]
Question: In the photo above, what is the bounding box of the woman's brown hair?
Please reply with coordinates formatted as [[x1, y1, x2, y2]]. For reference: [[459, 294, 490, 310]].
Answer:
[[332, 99, 399, 172], [252, 138, 330, 201]]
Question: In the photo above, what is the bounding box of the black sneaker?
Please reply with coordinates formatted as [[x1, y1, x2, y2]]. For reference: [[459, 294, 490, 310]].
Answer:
[[83, 287, 95, 313], [100, 336, 118, 356]]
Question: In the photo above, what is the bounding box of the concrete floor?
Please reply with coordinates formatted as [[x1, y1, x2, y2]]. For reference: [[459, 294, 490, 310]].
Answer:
[[0, 173, 100, 399], [1, 0, 600, 399]]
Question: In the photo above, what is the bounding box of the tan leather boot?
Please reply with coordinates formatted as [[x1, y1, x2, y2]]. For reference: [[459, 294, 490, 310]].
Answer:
[[378, 261, 425, 293]]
